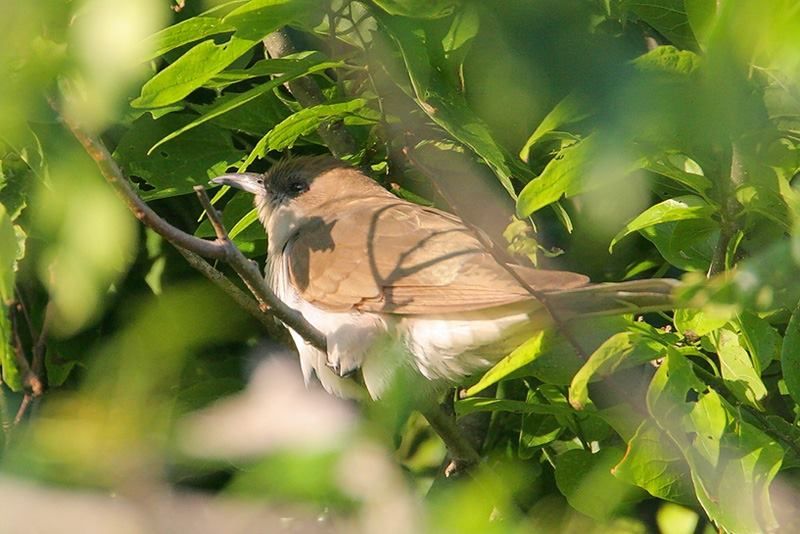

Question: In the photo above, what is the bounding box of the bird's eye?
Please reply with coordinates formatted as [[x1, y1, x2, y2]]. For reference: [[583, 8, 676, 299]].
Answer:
[[288, 181, 307, 194]]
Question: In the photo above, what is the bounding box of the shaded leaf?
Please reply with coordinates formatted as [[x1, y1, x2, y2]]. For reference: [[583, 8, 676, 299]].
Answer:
[[519, 93, 591, 162], [781, 302, 800, 406], [222, 0, 320, 40], [625, 0, 699, 50], [371, 0, 461, 19], [640, 218, 719, 272], [114, 114, 243, 200]]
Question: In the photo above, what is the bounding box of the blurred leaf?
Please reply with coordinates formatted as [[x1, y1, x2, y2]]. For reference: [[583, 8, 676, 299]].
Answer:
[[132, 35, 258, 109], [147, 58, 343, 153], [782, 302, 800, 406], [0, 309, 21, 392], [222, 0, 320, 40], [612, 420, 694, 505], [640, 218, 719, 271], [371, 0, 461, 19], [0, 157, 34, 222], [519, 93, 591, 162], [569, 331, 664, 410], [114, 113, 243, 200], [713, 329, 768, 410], [610, 195, 715, 252], [555, 447, 646, 520], [685, 0, 721, 48], [143, 16, 235, 61], [632, 46, 702, 76], [624, 0, 699, 50], [0, 203, 16, 302], [199, 89, 291, 136]]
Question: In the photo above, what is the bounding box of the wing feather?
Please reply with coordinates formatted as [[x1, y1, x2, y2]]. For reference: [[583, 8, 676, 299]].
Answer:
[[286, 198, 589, 314]]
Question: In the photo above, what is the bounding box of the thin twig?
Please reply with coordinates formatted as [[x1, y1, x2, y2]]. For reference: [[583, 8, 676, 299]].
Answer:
[[52, 98, 327, 351], [10, 312, 43, 396], [31, 301, 52, 378], [13, 394, 32, 426]]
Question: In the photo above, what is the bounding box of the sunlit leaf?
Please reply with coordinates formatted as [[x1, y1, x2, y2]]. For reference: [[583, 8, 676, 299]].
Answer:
[[143, 16, 235, 61], [519, 93, 591, 162], [462, 331, 546, 396], [223, 0, 320, 40], [610, 195, 715, 252], [782, 302, 800, 406]]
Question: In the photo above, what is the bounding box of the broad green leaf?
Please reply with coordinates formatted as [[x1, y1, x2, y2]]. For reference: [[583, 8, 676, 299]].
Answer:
[[519, 413, 562, 456], [640, 218, 719, 272], [688, 390, 727, 467], [0, 203, 16, 302], [132, 36, 258, 109], [569, 331, 664, 410], [197, 191, 264, 253], [147, 59, 342, 153], [371, 0, 461, 19], [624, 0, 699, 50], [378, 14, 530, 197], [685, 0, 720, 47], [239, 99, 368, 169], [610, 195, 715, 251], [612, 420, 694, 505], [737, 312, 780, 374], [643, 156, 711, 194], [143, 16, 235, 61], [516, 135, 599, 217], [0, 203, 21, 391], [454, 397, 574, 418], [673, 308, 731, 338], [555, 447, 647, 520], [198, 89, 291, 136], [462, 331, 546, 396], [519, 93, 591, 162], [228, 208, 259, 240], [114, 113, 243, 200], [781, 302, 800, 406], [632, 46, 702, 76], [223, 0, 319, 40], [204, 52, 322, 89]]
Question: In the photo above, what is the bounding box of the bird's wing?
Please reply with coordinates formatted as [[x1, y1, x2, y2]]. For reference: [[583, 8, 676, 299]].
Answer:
[[286, 198, 589, 314]]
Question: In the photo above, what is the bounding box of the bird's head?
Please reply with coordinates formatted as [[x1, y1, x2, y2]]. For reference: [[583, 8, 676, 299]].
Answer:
[[212, 156, 391, 243]]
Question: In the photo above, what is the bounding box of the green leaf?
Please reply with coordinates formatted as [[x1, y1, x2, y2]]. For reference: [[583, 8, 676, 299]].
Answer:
[[147, 59, 342, 153], [555, 447, 647, 520], [462, 331, 546, 397], [612, 420, 694, 505], [610, 195, 715, 252], [198, 88, 291, 136], [239, 99, 368, 169], [644, 155, 711, 195], [378, 14, 529, 197], [143, 16, 235, 61], [371, 0, 461, 19], [781, 302, 800, 406], [132, 36, 258, 109], [222, 0, 319, 40], [0, 203, 16, 302], [519, 93, 591, 162], [737, 312, 780, 374], [624, 0, 699, 50], [640, 218, 719, 272], [569, 331, 665, 410], [713, 329, 767, 409], [685, 0, 720, 47], [519, 412, 562, 456], [674, 308, 731, 337], [113, 113, 243, 200], [454, 397, 574, 418], [516, 135, 599, 217], [632, 46, 702, 76]]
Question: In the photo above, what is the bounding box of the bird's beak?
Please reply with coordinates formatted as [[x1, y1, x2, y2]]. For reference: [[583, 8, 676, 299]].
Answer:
[[211, 173, 263, 195]]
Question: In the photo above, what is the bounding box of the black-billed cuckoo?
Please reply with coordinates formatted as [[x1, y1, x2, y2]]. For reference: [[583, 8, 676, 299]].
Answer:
[[213, 156, 677, 399]]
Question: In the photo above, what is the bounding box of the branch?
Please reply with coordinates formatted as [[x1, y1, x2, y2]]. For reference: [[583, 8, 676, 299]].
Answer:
[[53, 100, 327, 352], [263, 30, 357, 158], [708, 142, 745, 276]]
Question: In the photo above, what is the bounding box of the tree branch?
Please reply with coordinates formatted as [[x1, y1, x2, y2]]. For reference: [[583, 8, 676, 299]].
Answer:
[[53, 100, 327, 352]]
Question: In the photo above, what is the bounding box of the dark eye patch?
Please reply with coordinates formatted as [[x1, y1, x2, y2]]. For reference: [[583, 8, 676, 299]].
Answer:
[[288, 181, 308, 195]]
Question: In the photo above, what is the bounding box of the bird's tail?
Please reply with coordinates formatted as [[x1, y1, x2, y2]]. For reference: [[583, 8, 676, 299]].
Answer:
[[541, 278, 680, 320]]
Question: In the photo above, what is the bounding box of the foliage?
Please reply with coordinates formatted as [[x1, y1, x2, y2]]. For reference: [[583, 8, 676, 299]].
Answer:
[[3, 0, 800, 532]]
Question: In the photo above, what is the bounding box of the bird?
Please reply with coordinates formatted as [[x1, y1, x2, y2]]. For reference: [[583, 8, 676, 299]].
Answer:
[[212, 156, 677, 399]]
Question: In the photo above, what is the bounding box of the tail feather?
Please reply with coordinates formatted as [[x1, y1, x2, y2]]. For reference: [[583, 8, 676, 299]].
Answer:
[[542, 278, 680, 319]]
